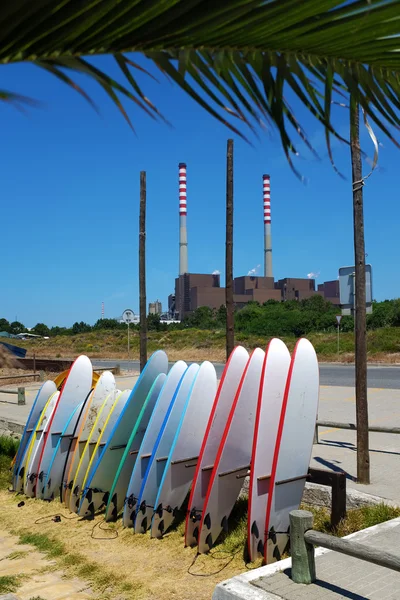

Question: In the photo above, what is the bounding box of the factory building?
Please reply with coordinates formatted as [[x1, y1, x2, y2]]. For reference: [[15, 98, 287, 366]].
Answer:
[[317, 280, 340, 305], [148, 300, 162, 315], [169, 163, 341, 319]]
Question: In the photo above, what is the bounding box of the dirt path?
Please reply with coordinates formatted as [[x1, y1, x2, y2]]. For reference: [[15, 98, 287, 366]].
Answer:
[[0, 490, 256, 600], [0, 529, 92, 600]]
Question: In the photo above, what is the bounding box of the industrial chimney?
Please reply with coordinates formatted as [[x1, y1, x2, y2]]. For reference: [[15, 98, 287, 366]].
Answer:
[[263, 174, 273, 278], [179, 162, 188, 275]]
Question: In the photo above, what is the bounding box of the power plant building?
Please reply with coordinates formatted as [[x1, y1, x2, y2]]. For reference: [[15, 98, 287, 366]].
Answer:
[[148, 300, 162, 315], [169, 163, 341, 319]]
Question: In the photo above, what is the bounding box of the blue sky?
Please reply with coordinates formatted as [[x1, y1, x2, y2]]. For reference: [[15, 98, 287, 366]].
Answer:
[[1, 55, 399, 328]]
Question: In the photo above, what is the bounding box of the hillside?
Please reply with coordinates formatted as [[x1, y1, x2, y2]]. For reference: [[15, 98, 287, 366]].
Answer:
[[3, 327, 400, 363]]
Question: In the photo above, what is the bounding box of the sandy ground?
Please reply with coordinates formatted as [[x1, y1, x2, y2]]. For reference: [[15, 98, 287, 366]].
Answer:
[[0, 489, 259, 600]]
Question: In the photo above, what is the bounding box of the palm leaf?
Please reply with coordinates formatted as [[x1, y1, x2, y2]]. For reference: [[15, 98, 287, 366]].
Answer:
[[1, 0, 400, 170]]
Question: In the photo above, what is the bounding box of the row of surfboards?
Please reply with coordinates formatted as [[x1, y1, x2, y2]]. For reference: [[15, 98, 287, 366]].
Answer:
[[11, 337, 319, 564]]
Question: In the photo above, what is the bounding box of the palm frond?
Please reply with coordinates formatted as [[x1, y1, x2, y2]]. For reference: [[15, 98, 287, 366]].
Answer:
[[1, 0, 400, 170]]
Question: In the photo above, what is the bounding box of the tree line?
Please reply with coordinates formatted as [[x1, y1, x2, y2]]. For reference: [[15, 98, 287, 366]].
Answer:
[[1, 297, 399, 340]]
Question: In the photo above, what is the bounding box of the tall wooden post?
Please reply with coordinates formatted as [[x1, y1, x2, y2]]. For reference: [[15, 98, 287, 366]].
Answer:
[[225, 139, 234, 360], [139, 171, 148, 372], [350, 99, 370, 484]]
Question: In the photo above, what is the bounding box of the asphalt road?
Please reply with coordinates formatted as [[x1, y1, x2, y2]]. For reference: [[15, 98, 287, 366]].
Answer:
[[91, 360, 400, 389]]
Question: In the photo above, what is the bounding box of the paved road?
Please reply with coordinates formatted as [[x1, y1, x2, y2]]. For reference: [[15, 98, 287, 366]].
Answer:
[[91, 360, 400, 389]]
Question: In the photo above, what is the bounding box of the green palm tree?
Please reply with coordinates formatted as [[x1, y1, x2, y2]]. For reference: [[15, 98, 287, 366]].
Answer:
[[3, 0, 399, 484], [2, 1, 400, 160]]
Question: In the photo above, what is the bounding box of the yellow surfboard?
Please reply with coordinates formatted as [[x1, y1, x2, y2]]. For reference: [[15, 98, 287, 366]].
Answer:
[[69, 388, 124, 512], [54, 369, 99, 391], [16, 390, 58, 492]]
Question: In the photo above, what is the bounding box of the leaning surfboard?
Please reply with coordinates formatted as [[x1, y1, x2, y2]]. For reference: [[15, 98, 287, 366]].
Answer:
[[63, 371, 116, 505], [42, 399, 88, 500], [151, 361, 217, 538], [24, 391, 60, 497], [122, 360, 188, 528], [197, 349, 264, 553], [35, 355, 93, 498], [12, 380, 56, 491], [134, 364, 199, 534], [79, 350, 168, 517], [185, 346, 249, 547], [263, 338, 319, 564], [69, 388, 125, 513], [247, 338, 291, 562], [105, 373, 166, 521]]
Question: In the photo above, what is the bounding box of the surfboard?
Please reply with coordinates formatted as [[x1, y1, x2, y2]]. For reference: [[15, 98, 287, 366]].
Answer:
[[151, 361, 217, 538], [185, 346, 250, 547], [78, 350, 168, 518], [134, 363, 200, 534], [69, 388, 123, 513], [264, 338, 319, 564], [35, 355, 93, 498], [122, 360, 188, 528], [42, 399, 88, 500], [63, 371, 116, 506], [197, 349, 264, 553], [247, 338, 291, 562], [12, 380, 56, 491], [24, 391, 60, 497], [105, 373, 166, 521]]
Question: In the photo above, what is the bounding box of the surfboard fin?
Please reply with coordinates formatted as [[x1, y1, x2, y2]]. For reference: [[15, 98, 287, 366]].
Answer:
[[18, 466, 24, 478], [68, 480, 73, 490], [103, 491, 110, 505], [155, 503, 163, 518], [273, 545, 281, 562], [141, 516, 148, 532], [205, 532, 213, 549], [158, 519, 164, 533], [86, 488, 93, 504], [221, 516, 228, 533], [257, 540, 264, 555], [111, 505, 118, 521], [139, 500, 146, 515], [87, 502, 95, 520], [251, 521, 259, 538], [268, 526, 277, 544], [203, 513, 211, 530], [73, 485, 79, 496]]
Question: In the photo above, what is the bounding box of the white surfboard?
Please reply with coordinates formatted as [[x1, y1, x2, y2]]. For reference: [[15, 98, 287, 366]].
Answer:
[[69, 388, 124, 513], [63, 371, 116, 506], [35, 355, 93, 498], [78, 350, 168, 517], [151, 361, 217, 538], [185, 346, 250, 547], [247, 339, 291, 562], [13, 380, 57, 492], [134, 363, 200, 534], [122, 360, 188, 528], [24, 391, 60, 497], [105, 373, 166, 521], [197, 349, 264, 553], [264, 338, 319, 564], [42, 399, 88, 500]]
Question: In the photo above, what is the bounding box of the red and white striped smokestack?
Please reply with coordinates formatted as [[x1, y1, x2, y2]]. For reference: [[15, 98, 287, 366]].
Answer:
[[263, 174, 273, 278], [179, 163, 188, 275]]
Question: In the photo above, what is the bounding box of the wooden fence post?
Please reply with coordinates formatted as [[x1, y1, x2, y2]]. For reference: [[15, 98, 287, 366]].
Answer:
[[17, 387, 25, 406], [290, 510, 316, 584]]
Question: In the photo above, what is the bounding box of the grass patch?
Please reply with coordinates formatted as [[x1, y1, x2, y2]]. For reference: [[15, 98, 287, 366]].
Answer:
[[0, 435, 19, 458], [0, 574, 21, 593], [19, 532, 64, 558], [303, 502, 400, 537], [7, 549, 29, 560]]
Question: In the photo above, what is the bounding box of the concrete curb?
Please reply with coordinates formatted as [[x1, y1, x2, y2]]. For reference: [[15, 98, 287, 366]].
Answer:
[[212, 517, 400, 599], [0, 419, 24, 435]]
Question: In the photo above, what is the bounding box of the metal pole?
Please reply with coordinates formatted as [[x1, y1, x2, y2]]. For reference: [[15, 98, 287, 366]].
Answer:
[[337, 323, 340, 358], [128, 322, 130, 358]]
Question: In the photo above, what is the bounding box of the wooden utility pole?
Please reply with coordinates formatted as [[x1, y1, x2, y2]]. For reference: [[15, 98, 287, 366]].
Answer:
[[350, 100, 370, 484], [139, 171, 148, 372], [225, 139, 234, 360]]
